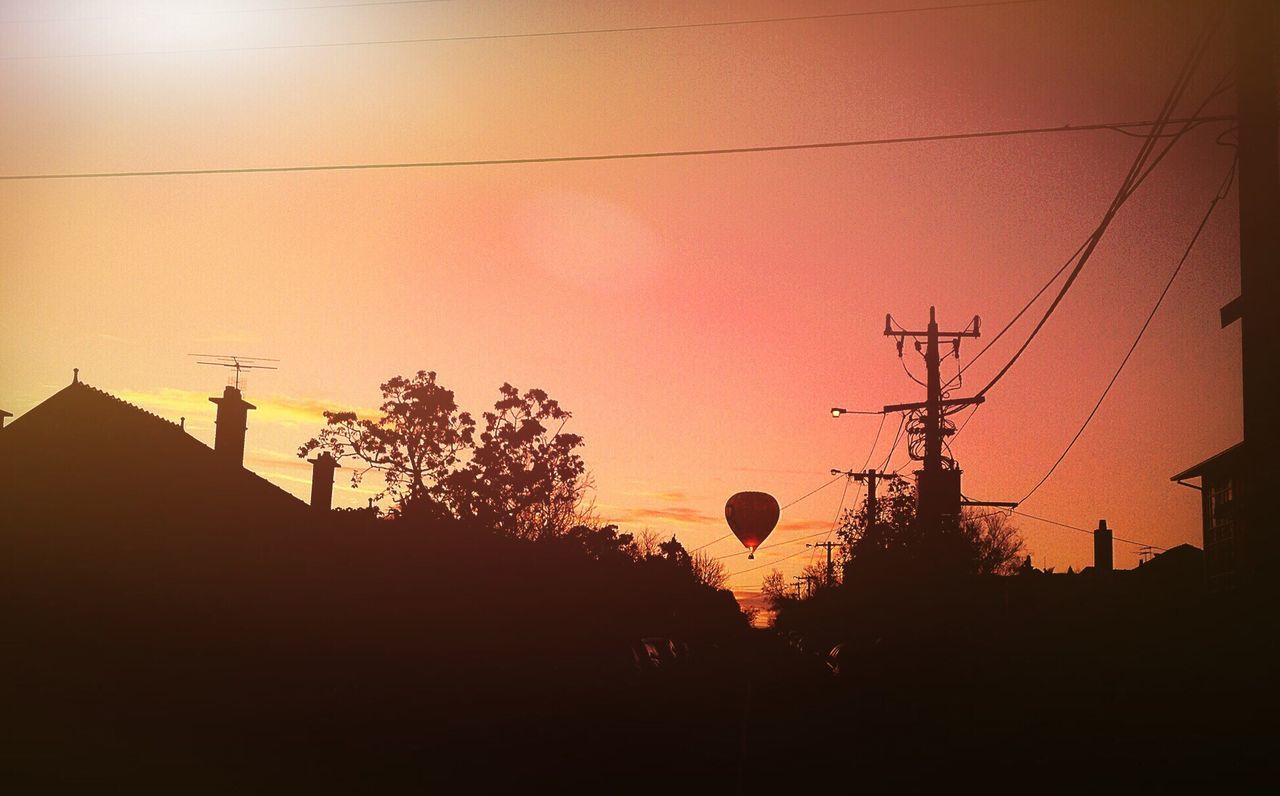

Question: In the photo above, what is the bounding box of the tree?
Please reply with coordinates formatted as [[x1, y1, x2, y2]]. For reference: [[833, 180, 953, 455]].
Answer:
[[690, 550, 728, 590], [800, 560, 831, 593], [835, 477, 921, 565], [958, 509, 1025, 576], [298, 371, 474, 513], [563, 523, 640, 562], [836, 479, 1024, 579], [449, 383, 586, 540], [761, 569, 789, 605]]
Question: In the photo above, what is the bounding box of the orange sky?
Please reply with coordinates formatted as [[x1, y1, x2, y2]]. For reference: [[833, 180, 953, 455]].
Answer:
[[0, 0, 1244, 591]]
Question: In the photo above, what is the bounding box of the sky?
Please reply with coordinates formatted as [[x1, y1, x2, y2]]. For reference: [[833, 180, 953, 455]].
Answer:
[[0, 0, 1245, 593]]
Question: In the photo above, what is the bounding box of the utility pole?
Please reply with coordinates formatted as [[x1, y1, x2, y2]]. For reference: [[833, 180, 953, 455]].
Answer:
[[1232, 0, 1280, 589], [883, 307, 982, 535], [833, 467, 904, 548], [806, 540, 839, 586]]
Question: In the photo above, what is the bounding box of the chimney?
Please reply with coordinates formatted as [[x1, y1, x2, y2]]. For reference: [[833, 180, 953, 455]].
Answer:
[[209, 385, 255, 467], [308, 452, 339, 512], [1095, 519, 1113, 573]]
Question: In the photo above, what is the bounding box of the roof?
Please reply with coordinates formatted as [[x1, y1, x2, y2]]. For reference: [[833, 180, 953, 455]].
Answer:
[[1169, 442, 1245, 482], [0, 379, 306, 519]]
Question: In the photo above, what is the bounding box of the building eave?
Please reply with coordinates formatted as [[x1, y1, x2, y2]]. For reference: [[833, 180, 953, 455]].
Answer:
[[1169, 442, 1246, 482]]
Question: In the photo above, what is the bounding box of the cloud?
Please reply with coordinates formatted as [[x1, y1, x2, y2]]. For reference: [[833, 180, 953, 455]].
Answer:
[[776, 518, 836, 533], [626, 489, 689, 503], [603, 505, 719, 528], [114, 387, 378, 429]]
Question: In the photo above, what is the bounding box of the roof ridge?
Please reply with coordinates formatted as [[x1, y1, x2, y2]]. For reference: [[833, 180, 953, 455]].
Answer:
[[74, 380, 183, 430], [46, 380, 306, 510]]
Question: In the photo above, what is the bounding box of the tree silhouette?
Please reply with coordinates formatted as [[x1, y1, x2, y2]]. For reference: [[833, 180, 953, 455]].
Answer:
[[449, 383, 586, 539], [835, 477, 920, 566], [563, 523, 641, 562], [836, 479, 1024, 579], [691, 550, 728, 590], [298, 371, 474, 513], [761, 569, 789, 604], [959, 509, 1025, 576]]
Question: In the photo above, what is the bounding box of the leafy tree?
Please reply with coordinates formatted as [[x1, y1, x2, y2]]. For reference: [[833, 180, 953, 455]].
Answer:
[[449, 383, 586, 540], [563, 523, 639, 562], [298, 371, 474, 513], [835, 477, 921, 564], [656, 535, 691, 568], [836, 479, 1024, 579]]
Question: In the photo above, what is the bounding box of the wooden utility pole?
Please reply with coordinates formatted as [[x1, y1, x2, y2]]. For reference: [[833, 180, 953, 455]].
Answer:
[[883, 308, 983, 535], [807, 540, 839, 586], [1233, 0, 1279, 587], [792, 576, 808, 599], [832, 467, 905, 550]]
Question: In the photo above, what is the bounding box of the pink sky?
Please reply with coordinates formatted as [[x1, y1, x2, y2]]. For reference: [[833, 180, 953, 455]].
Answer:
[[0, 0, 1243, 590]]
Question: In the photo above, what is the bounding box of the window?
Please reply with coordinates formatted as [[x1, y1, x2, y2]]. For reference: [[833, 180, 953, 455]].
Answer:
[[1209, 477, 1234, 531]]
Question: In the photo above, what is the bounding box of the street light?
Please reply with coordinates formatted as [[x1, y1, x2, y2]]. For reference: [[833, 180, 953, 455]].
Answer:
[[831, 407, 847, 418]]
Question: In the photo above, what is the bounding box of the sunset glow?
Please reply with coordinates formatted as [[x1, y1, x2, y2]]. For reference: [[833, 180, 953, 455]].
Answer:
[[1, 0, 1242, 594]]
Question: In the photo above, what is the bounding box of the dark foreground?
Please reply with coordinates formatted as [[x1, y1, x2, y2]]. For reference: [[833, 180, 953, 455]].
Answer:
[[3, 504, 1276, 792], [6, 597, 1275, 793]]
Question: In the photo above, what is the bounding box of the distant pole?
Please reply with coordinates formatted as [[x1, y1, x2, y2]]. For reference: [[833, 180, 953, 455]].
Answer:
[[1235, 0, 1280, 587], [807, 540, 840, 585], [864, 469, 884, 547], [833, 467, 902, 553]]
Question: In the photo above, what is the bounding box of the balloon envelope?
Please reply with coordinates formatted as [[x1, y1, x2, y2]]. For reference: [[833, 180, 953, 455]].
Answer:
[[725, 491, 780, 555]]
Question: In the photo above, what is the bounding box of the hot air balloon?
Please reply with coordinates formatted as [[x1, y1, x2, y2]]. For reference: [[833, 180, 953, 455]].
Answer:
[[725, 491, 780, 559]]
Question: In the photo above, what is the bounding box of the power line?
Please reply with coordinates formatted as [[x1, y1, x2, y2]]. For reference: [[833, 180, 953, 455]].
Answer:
[[727, 533, 837, 579], [808, 411, 889, 567], [0, 116, 1231, 183], [881, 413, 908, 473], [691, 471, 847, 554], [945, 78, 1233, 453], [815, 474, 853, 559], [1009, 508, 1165, 551], [1016, 153, 1238, 504], [972, 7, 1227, 401], [690, 533, 732, 554], [2, 0, 1052, 59], [779, 474, 845, 512], [947, 82, 1235, 398]]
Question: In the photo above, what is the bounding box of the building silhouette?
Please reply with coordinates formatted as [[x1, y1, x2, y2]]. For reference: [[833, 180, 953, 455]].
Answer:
[[1171, 442, 1245, 593], [0, 375, 310, 532]]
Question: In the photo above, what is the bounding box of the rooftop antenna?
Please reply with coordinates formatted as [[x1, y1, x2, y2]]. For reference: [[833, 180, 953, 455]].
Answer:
[[188, 353, 279, 390]]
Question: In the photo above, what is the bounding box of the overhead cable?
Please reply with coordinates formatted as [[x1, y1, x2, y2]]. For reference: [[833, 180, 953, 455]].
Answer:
[[0, 116, 1233, 182]]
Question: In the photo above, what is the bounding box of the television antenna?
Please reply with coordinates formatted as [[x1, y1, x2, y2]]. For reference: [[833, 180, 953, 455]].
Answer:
[[189, 353, 279, 390]]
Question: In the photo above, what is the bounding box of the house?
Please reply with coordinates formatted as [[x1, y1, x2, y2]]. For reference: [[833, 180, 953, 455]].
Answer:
[[0, 372, 352, 537], [1170, 443, 1246, 593]]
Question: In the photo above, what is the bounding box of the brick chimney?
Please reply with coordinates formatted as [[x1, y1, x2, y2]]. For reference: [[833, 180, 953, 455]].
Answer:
[[209, 386, 255, 467], [1094, 519, 1113, 573], [308, 452, 339, 512]]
